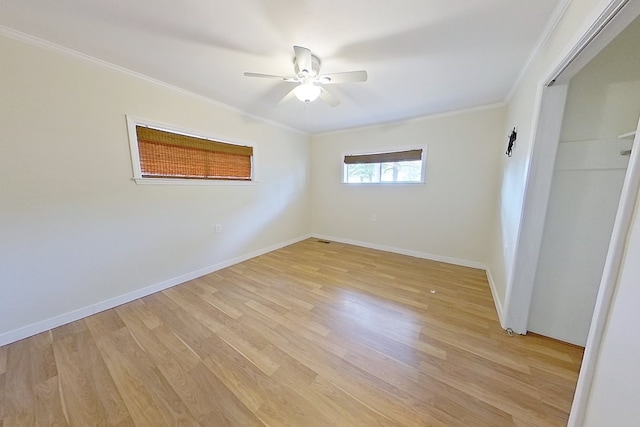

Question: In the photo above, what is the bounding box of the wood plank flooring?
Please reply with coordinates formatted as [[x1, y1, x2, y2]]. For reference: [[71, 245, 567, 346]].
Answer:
[[0, 239, 584, 426]]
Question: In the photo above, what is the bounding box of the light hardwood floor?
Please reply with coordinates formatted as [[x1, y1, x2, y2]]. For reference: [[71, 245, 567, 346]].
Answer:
[[0, 239, 583, 426]]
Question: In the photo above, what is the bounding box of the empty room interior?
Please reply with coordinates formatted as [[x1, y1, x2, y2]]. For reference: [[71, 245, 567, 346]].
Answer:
[[2, 0, 640, 426]]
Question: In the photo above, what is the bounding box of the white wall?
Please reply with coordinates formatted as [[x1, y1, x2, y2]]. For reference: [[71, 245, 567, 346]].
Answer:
[[0, 33, 311, 344], [528, 15, 640, 346], [2, 2, 640, 422], [310, 106, 505, 269]]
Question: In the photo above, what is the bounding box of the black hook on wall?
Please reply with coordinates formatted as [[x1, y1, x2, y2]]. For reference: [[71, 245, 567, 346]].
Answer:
[[506, 128, 517, 157]]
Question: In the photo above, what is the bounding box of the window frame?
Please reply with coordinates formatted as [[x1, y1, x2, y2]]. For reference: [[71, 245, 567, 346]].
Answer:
[[126, 115, 257, 186], [341, 145, 427, 185]]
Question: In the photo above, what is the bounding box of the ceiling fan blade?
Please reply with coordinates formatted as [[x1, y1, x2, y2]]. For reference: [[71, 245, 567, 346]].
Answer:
[[244, 72, 297, 82], [318, 70, 368, 84], [319, 87, 340, 107], [293, 46, 313, 76], [278, 87, 298, 105]]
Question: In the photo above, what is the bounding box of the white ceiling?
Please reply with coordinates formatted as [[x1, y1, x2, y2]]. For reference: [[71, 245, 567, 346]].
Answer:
[[0, 0, 561, 134]]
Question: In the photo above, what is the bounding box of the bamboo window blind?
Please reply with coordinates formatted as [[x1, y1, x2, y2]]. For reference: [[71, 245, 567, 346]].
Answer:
[[343, 149, 422, 164], [135, 126, 253, 180]]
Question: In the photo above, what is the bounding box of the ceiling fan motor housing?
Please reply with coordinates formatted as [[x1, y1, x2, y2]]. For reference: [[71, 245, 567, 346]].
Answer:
[[244, 46, 365, 107], [294, 54, 321, 78]]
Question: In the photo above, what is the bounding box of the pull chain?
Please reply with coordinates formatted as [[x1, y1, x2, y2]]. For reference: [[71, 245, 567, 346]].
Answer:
[[305, 102, 309, 132]]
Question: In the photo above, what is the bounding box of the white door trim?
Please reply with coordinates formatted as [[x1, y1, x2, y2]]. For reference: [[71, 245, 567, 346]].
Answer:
[[502, 83, 568, 335]]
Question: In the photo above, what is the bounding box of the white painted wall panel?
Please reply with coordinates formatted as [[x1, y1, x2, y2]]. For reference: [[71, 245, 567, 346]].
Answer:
[[0, 34, 311, 343], [310, 106, 505, 267]]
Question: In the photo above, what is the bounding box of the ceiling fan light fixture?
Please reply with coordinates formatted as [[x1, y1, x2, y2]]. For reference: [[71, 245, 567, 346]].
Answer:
[[244, 45, 366, 107], [294, 83, 321, 103]]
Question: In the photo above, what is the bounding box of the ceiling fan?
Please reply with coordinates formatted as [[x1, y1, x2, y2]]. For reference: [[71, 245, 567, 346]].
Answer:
[[244, 45, 367, 107]]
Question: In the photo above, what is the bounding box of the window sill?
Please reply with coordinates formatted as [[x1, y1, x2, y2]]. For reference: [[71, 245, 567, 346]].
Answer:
[[341, 181, 425, 186], [133, 178, 257, 186]]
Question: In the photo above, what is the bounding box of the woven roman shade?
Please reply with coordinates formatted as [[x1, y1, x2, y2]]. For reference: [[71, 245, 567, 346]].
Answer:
[[344, 149, 422, 164], [136, 126, 253, 180]]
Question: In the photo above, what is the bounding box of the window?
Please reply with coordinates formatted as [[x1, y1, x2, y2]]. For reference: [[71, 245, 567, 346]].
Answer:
[[343, 148, 425, 184], [127, 117, 254, 184]]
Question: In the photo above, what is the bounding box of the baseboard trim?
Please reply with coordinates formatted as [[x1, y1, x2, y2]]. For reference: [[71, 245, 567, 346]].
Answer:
[[312, 233, 505, 325], [1, 233, 507, 346], [0, 234, 312, 347], [485, 267, 506, 328], [312, 234, 485, 269]]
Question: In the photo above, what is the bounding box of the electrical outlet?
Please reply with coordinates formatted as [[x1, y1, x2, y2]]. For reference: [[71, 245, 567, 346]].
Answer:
[[215, 224, 222, 234], [372, 214, 377, 222]]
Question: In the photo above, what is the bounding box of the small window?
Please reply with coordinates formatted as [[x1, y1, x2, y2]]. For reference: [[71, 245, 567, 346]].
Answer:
[[127, 117, 254, 184], [343, 148, 425, 184]]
